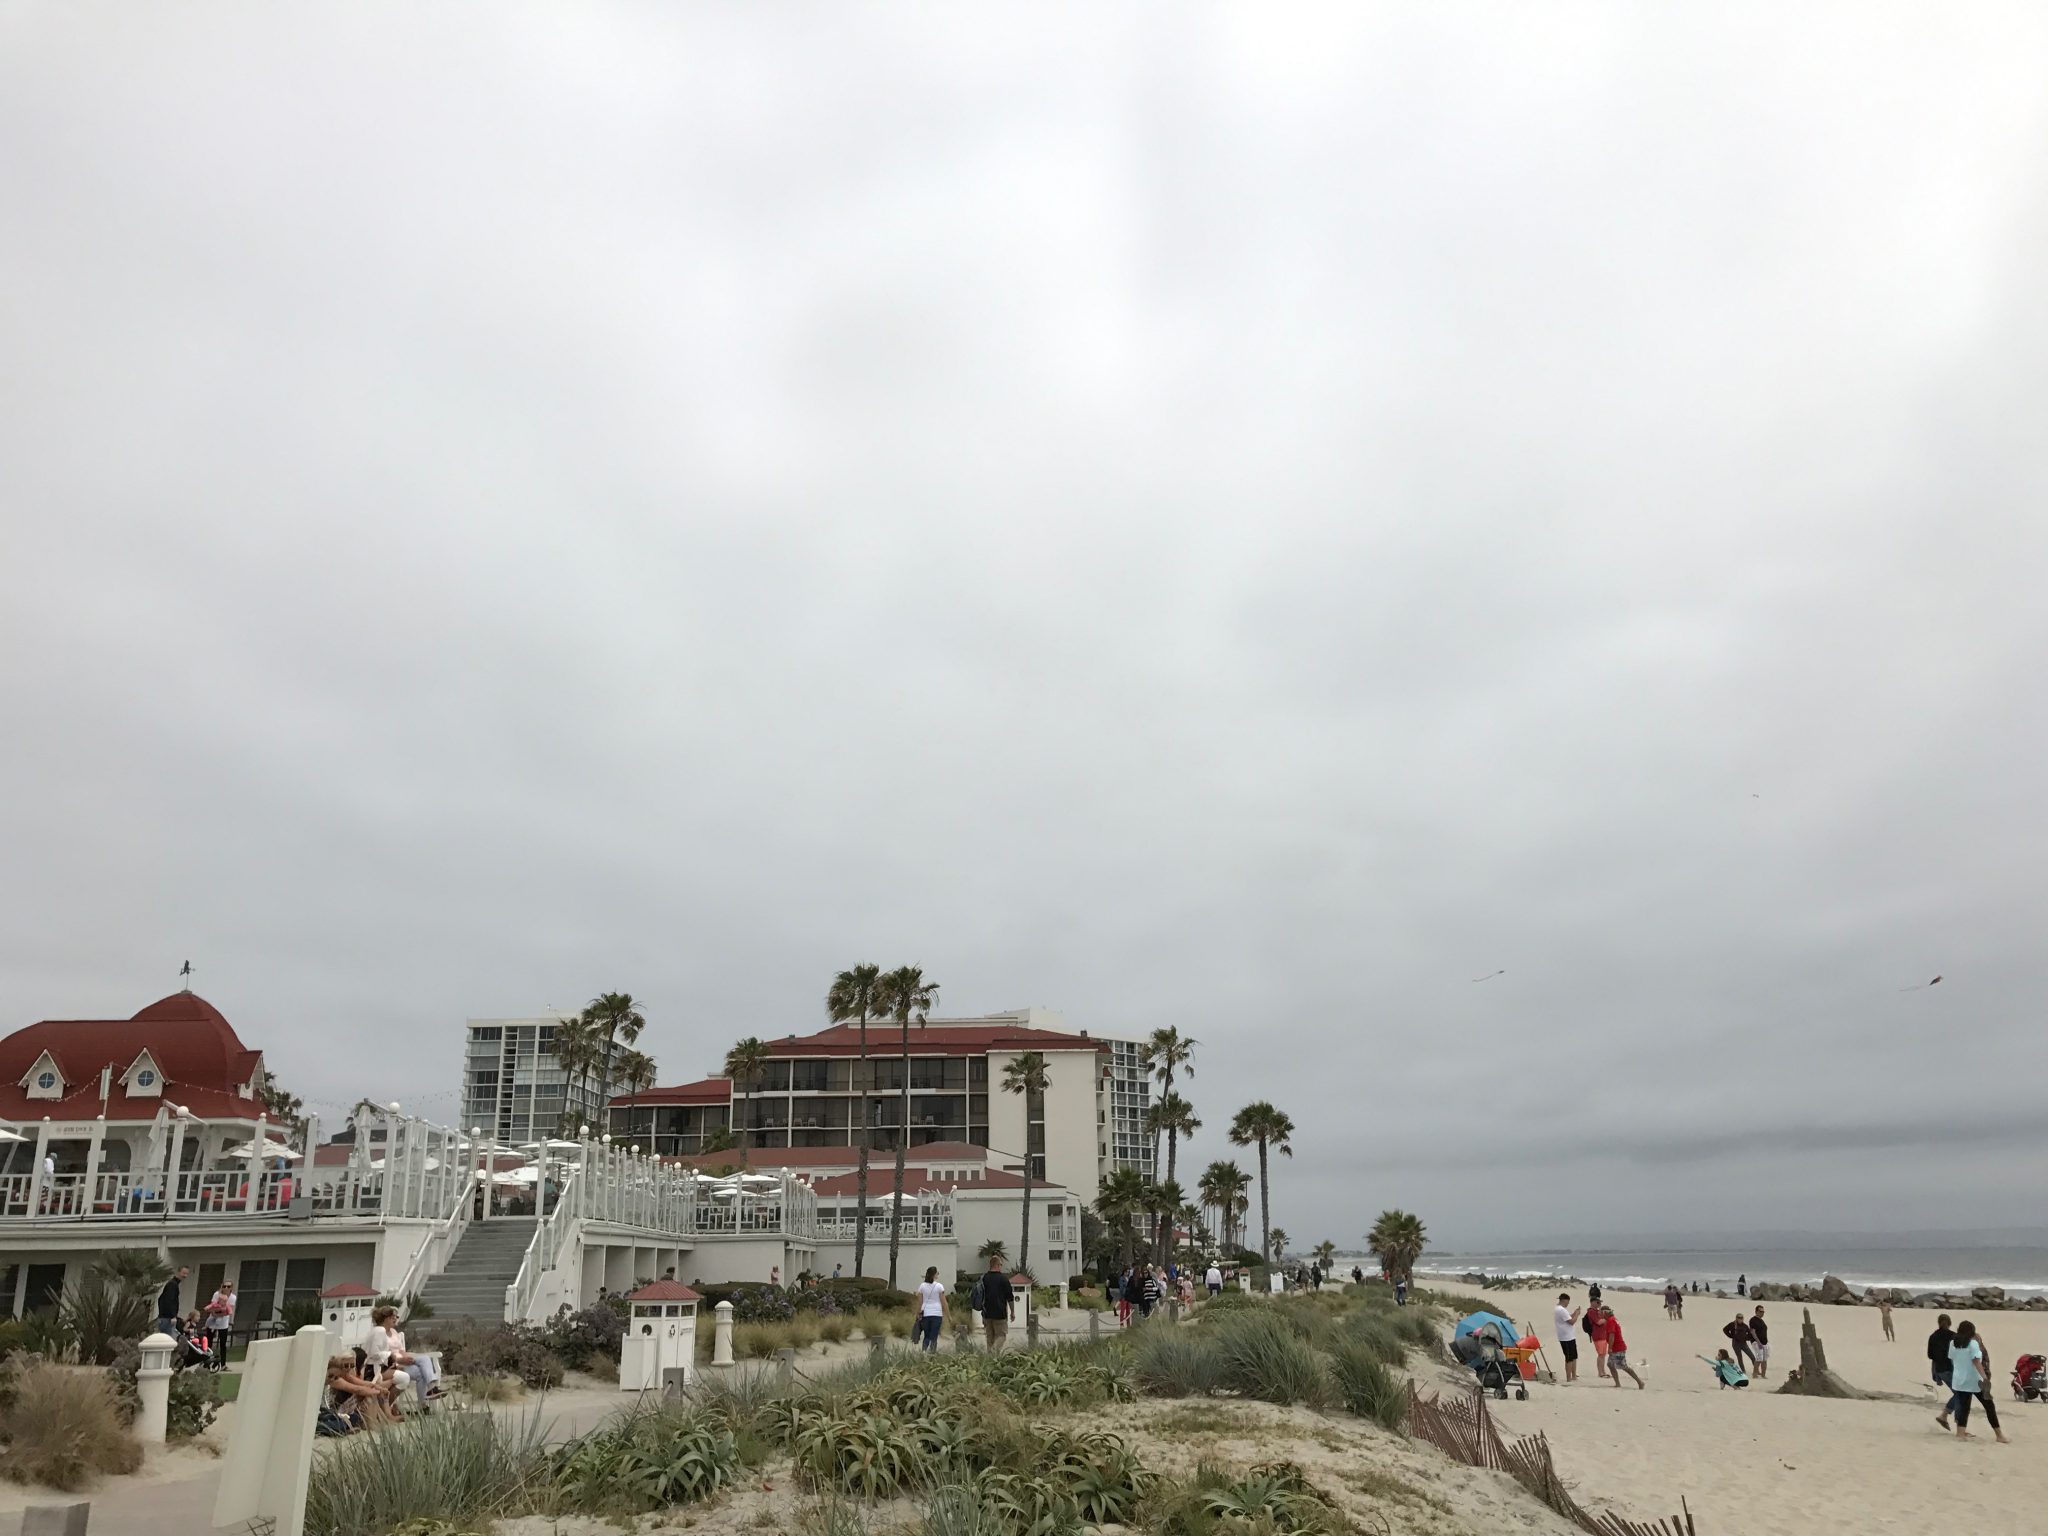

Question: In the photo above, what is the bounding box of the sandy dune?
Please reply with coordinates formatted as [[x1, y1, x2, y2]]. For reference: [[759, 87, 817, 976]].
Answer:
[[1427, 1279, 2043, 1533]]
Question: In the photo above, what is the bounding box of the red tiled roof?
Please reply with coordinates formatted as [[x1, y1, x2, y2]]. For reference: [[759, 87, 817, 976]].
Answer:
[[627, 1280, 702, 1302], [810, 1169, 1063, 1197], [610, 1076, 730, 1108], [320, 1282, 379, 1299], [668, 1141, 990, 1172], [0, 992, 266, 1123], [765, 1022, 1108, 1059]]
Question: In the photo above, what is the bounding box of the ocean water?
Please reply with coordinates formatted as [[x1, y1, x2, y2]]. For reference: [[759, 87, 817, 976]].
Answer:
[[1403, 1244, 2048, 1298]]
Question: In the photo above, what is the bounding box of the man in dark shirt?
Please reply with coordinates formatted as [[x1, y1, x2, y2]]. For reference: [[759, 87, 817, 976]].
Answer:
[[1927, 1314, 1955, 1388], [156, 1265, 189, 1336], [978, 1257, 1015, 1352], [1748, 1306, 1771, 1380]]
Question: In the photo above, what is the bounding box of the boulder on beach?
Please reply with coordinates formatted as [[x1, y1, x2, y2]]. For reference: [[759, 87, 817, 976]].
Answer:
[[1818, 1274, 1852, 1304]]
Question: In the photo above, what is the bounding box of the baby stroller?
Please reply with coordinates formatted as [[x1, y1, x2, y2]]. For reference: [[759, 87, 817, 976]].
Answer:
[[1452, 1313, 1533, 1400], [174, 1321, 216, 1371], [2012, 1354, 2046, 1402]]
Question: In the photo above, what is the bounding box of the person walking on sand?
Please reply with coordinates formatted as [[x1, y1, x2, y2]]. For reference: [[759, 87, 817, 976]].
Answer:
[[1554, 1292, 1582, 1383], [1879, 1298, 1895, 1342], [1723, 1311, 1757, 1375], [1937, 1320, 2007, 1442], [1585, 1301, 1612, 1380], [914, 1266, 948, 1351], [1748, 1305, 1772, 1381], [1604, 1310, 1645, 1389], [1927, 1313, 1956, 1395]]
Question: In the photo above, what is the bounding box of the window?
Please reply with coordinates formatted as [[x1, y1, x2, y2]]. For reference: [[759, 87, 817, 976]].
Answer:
[[283, 1257, 325, 1314], [136, 1070, 156, 1088], [236, 1260, 278, 1327], [35, 1072, 54, 1090]]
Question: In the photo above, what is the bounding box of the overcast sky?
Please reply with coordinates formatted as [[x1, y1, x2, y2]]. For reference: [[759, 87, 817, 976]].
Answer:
[[4, 4, 2045, 1248]]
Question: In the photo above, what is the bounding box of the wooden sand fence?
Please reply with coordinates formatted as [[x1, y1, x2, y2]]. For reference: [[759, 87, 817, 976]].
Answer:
[[1405, 1384, 1696, 1536]]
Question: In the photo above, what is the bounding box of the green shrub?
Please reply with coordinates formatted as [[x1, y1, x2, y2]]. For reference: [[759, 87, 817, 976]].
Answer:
[[819, 1313, 854, 1344], [0, 1360, 143, 1490], [306, 1407, 550, 1536], [1208, 1312, 1332, 1409], [1389, 1309, 1443, 1357], [108, 1341, 223, 1438], [1200, 1461, 1341, 1533], [58, 1278, 152, 1366], [1328, 1338, 1406, 1431], [1342, 1313, 1407, 1366], [1132, 1327, 1221, 1398], [551, 1405, 741, 1514], [795, 1410, 923, 1498], [0, 1319, 29, 1360], [279, 1296, 324, 1332], [435, 1323, 564, 1389]]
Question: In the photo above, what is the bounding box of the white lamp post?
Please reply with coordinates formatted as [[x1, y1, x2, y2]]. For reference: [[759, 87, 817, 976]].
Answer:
[[136, 1331, 176, 1442]]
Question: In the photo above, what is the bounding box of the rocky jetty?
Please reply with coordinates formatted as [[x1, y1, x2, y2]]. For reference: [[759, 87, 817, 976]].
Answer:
[[1744, 1275, 2048, 1311]]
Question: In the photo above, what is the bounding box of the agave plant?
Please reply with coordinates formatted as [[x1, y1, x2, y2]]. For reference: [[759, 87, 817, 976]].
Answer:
[[795, 1411, 924, 1499]]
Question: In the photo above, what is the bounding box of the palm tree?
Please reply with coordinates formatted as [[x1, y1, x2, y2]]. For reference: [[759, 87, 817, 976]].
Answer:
[[616, 1049, 658, 1146], [1145, 1092, 1202, 1260], [1227, 1101, 1294, 1277], [700, 1125, 738, 1157], [582, 992, 647, 1108], [551, 1013, 603, 1137], [826, 963, 885, 1279], [1095, 1167, 1150, 1271], [1176, 1202, 1206, 1262], [1366, 1209, 1429, 1286], [1269, 1228, 1290, 1263], [1312, 1239, 1337, 1272], [1198, 1160, 1250, 1254], [1001, 1051, 1051, 1278], [1140, 1027, 1197, 1173], [723, 1037, 772, 1169], [1144, 1178, 1184, 1266], [978, 1237, 1008, 1265], [875, 965, 938, 1288]]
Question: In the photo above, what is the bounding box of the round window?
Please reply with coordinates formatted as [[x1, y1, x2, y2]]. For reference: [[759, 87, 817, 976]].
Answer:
[[136, 1070, 157, 1087], [35, 1071, 55, 1089]]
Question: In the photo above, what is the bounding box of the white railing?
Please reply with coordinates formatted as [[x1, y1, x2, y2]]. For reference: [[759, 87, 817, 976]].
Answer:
[[815, 1202, 956, 1241], [506, 1167, 582, 1322], [393, 1177, 475, 1303]]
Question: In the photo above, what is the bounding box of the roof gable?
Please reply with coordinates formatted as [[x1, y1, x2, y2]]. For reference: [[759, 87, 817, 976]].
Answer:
[[18, 1050, 63, 1097]]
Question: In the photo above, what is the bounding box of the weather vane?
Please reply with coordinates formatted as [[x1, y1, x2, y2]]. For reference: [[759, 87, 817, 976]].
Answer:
[[180, 959, 194, 991]]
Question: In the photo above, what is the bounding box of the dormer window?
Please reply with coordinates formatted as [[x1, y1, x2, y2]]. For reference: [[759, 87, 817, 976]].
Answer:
[[120, 1051, 165, 1097], [20, 1051, 64, 1099]]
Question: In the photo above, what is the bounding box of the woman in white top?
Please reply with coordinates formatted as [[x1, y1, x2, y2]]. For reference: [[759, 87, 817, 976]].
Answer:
[[914, 1266, 949, 1351], [203, 1283, 236, 1371], [365, 1305, 442, 1408]]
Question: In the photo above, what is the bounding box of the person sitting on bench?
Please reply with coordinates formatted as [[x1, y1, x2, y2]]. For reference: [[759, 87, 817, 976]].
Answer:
[[365, 1305, 442, 1408]]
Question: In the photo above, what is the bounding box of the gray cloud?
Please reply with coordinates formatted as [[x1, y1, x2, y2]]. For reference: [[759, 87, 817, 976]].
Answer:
[[3, 3, 2046, 1250]]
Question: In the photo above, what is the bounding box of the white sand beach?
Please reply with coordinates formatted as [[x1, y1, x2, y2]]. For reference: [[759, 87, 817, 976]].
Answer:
[[1428, 1279, 2043, 1533]]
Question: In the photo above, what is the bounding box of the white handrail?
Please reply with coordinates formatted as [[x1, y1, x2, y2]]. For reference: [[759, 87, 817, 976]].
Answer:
[[394, 1177, 474, 1302]]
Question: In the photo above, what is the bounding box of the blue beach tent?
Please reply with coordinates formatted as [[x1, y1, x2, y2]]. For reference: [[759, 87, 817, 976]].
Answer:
[[1453, 1311, 1520, 1343]]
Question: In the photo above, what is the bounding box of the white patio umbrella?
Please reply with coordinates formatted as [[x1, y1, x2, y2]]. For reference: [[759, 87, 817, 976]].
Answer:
[[516, 1139, 584, 1154], [370, 1155, 441, 1171], [0, 1126, 28, 1144], [224, 1135, 302, 1161], [481, 1166, 539, 1186]]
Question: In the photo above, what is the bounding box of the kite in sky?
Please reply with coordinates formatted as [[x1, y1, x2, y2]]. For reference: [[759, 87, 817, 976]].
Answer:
[[1898, 975, 1942, 991], [1470, 970, 1505, 983]]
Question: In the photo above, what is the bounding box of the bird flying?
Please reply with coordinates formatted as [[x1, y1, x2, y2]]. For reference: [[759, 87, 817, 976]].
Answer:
[[1898, 976, 1942, 991], [1470, 970, 1505, 983]]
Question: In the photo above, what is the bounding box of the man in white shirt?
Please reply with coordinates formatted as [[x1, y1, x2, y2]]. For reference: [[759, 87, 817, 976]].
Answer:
[[1554, 1291, 1581, 1383], [1204, 1263, 1223, 1297]]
